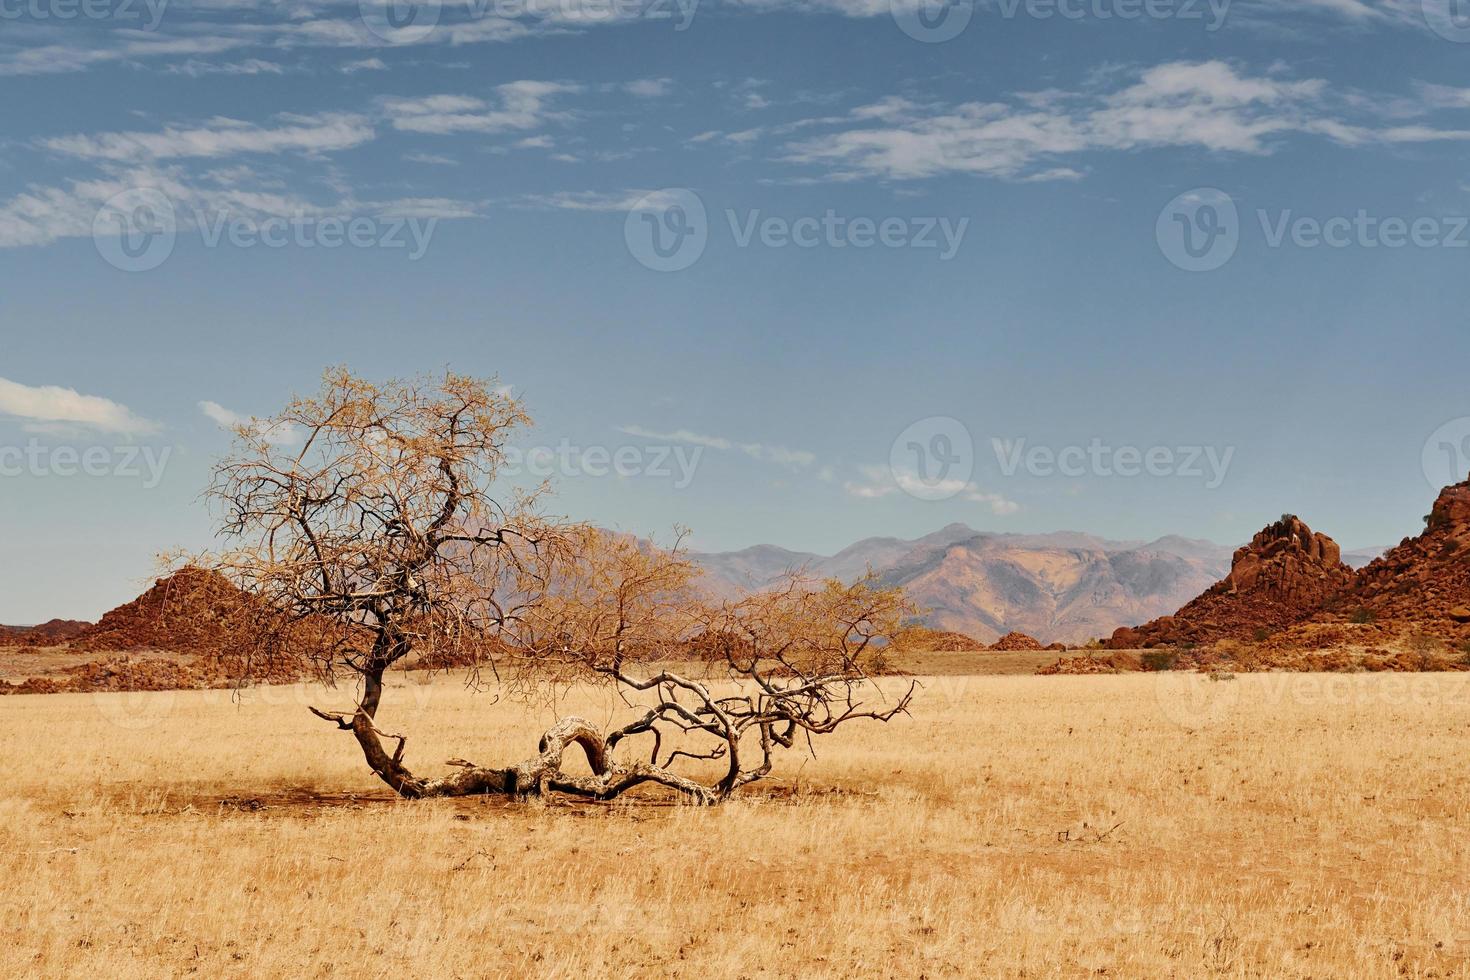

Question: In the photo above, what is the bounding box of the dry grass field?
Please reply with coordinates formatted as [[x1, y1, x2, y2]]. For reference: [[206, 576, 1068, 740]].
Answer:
[[3, 670, 1469, 978]]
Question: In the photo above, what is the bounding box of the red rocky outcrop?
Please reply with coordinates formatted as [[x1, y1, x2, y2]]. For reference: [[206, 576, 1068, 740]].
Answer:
[[1108, 515, 1354, 648], [1328, 477, 1470, 633]]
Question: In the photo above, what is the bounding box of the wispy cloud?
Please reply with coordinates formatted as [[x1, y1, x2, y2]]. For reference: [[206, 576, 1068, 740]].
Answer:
[[199, 401, 302, 446], [618, 425, 815, 467], [381, 81, 580, 135], [845, 465, 1020, 514], [341, 58, 388, 74], [40, 113, 375, 163], [784, 61, 1470, 181], [518, 189, 685, 211], [623, 77, 674, 98], [0, 377, 159, 435]]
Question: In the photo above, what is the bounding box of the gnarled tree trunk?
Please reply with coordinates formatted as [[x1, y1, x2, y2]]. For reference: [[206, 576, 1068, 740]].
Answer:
[[316, 686, 717, 804]]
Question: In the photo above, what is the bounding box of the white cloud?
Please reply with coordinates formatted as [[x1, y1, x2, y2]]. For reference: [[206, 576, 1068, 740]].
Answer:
[[382, 81, 580, 135], [519, 189, 684, 211], [618, 425, 814, 467], [40, 113, 374, 163], [846, 464, 1019, 514], [785, 61, 1470, 181], [624, 78, 673, 98], [166, 59, 288, 78], [619, 425, 738, 450], [199, 401, 301, 445], [965, 489, 1021, 515], [341, 58, 388, 74], [0, 164, 480, 250], [0, 377, 158, 435], [404, 152, 460, 166]]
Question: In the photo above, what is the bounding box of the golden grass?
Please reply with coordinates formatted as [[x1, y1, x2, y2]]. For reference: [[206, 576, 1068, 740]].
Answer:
[[3, 671, 1469, 978]]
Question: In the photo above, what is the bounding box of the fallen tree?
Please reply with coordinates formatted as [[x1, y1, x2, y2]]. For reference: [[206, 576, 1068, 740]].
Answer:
[[201, 368, 915, 803]]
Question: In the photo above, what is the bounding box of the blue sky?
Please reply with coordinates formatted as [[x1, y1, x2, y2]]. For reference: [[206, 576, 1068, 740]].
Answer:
[[3, 0, 1470, 620]]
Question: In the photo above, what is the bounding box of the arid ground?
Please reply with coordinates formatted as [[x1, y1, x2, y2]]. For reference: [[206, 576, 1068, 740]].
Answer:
[[3, 667, 1467, 978]]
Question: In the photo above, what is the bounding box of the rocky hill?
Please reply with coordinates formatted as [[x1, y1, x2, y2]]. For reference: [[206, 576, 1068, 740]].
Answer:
[[693, 525, 1232, 645], [1107, 515, 1356, 649], [1328, 477, 1470, 633], [75, 567, 263, 657], [0, 619, 92, 645]]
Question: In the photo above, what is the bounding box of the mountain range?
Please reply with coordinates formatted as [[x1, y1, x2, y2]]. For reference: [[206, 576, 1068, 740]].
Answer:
[[692, 524, 1258, 645]]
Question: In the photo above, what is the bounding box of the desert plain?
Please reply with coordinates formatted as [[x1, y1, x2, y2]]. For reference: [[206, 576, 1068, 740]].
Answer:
[[2, 661, 1466, 979]]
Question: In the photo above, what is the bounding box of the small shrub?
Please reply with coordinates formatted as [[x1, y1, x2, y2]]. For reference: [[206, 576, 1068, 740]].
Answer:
[[1141, 650, 1178, 672], [1407, 633, 1446, 671]]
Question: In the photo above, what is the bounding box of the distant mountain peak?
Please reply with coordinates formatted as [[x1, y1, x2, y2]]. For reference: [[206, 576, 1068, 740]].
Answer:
[[692, 523, 1232, 645]]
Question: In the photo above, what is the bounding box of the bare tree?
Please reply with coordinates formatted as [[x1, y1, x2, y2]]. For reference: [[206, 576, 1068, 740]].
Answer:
[[204, 369, 916, 803], [504, 530, 919, 803]]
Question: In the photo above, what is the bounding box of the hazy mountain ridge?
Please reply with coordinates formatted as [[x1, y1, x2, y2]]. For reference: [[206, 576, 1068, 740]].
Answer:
[[691, 524, 1235, 645]]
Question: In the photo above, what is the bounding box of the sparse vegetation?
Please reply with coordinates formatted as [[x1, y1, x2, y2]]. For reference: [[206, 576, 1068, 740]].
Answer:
[[195, 369, 915, 803], [1407, 633, 1447, 671], [3, 672, 1467, 977], [1140, 650, 1178, 672]]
